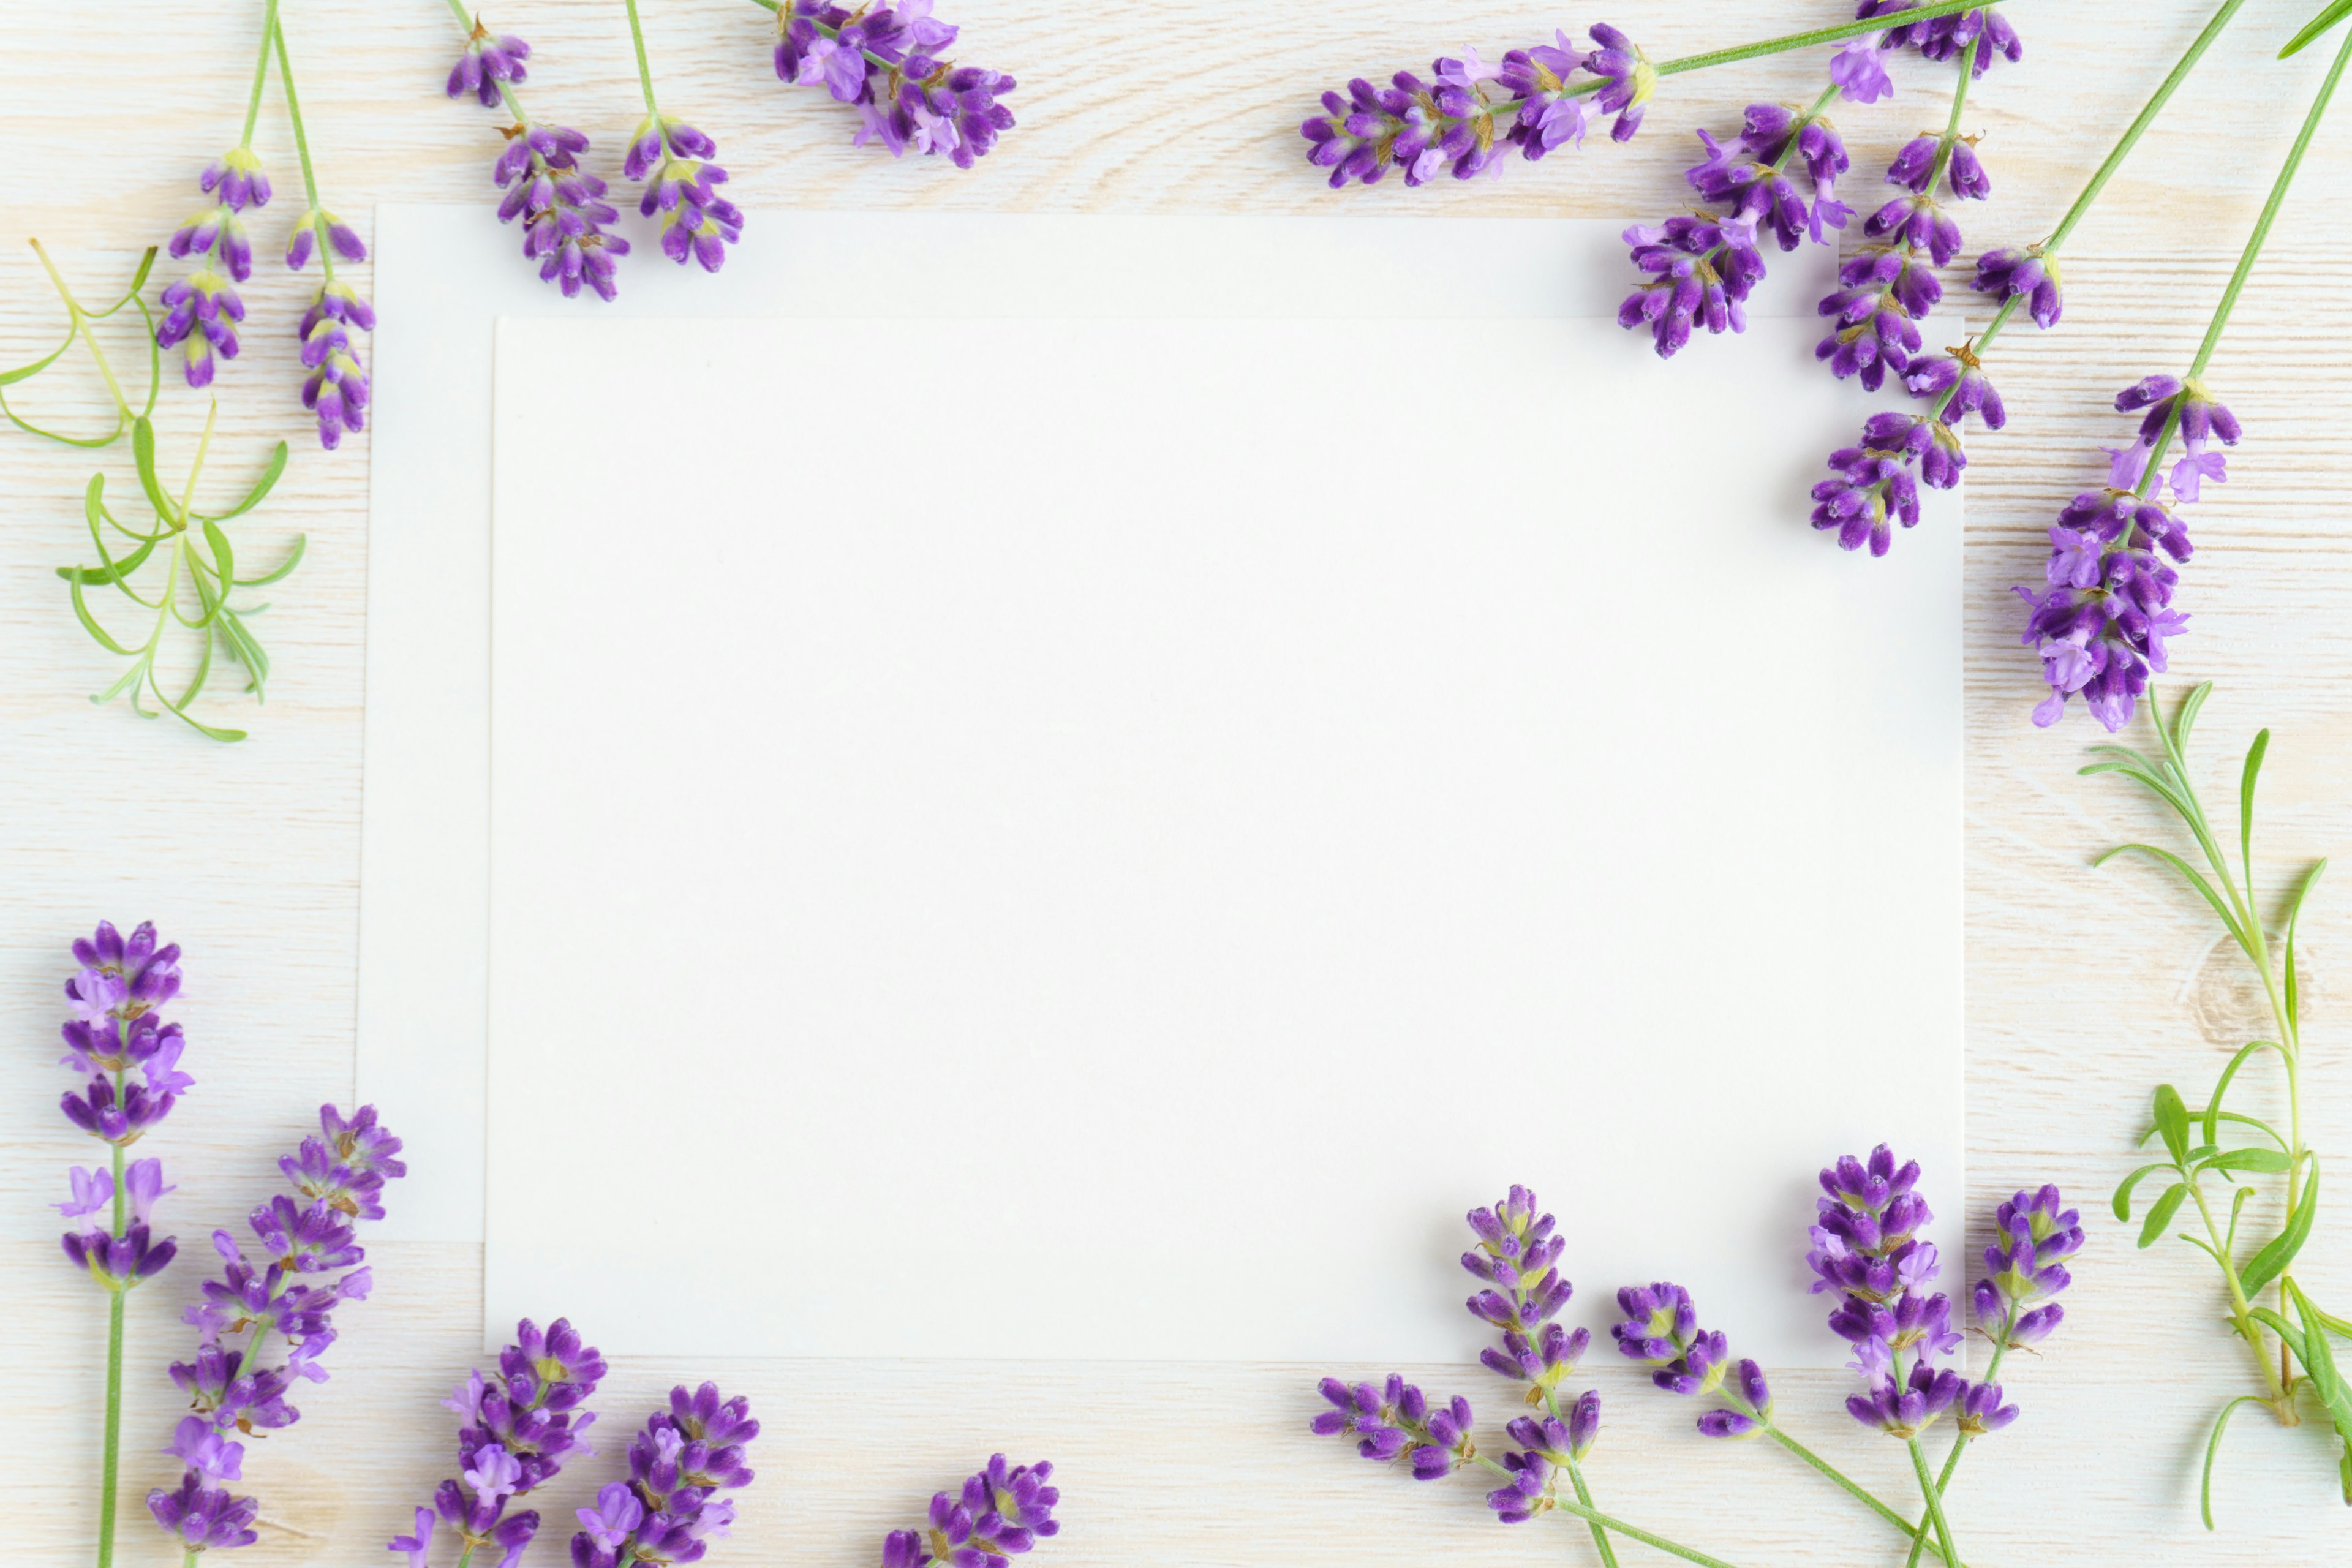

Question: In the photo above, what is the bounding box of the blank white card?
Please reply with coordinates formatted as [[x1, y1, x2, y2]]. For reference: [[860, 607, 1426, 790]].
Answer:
[[483, 290, 1961, 1366]]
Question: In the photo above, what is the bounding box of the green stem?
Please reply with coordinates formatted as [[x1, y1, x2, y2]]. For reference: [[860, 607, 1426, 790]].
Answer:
[[29, 239, 134, 424], [1763, 1423, 1958, 1565], [1902, 1340, 2011, 1568], [1651, 0, 2015, 78], [1906, 1437, 1963, 1568], [623, 0, 662, 117], [239, 0, 282, 145], [1467, 1449, 1736, 1568], [2192, 20, 2352, 378], [2046, 0, 2254, 252], [98, 1285, 125, 1568], [271, 13, 335, 285], [1923, 29, 1983, 194], [1562, 1457, 1620, 1568]]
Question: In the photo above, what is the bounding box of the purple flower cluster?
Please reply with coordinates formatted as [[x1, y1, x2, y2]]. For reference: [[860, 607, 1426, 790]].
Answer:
[[151, 1102, 404, 1549], [880, 1453, 1057, 1568], [1609, 1283, 1774, 1438], [283, 241, 372, 448], [492, 122, 629, 301], [625, 118, 743, 273], [2016, 376, 2234, 729], [571, 1382, 760, 1568], [1463, 1183, 1589, 1398], [1487, 1393, 1602, 1523], [389, 1317, 606, 1567], [1859, 2, 2024, 75], [157, 149, 270, 388], [56, 921, 184, 1292], [774, 1, 1016, 166], [1301, 26, 1653, 190], [448, 26, 531, 108], [1972, 1185, 2079, 1349], [1313, 1376, 1477, 1481], [1809, 1145, 1990, 1440]]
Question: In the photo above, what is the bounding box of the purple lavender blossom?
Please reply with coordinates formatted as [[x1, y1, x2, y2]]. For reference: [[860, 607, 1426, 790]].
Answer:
[[564, 1381, 758, 1567], [157, 152, 266, 385], [1809, 1145, 1970, 1438], [396, 1317, 606, 1567], [1972, 1184, 2080, 1346], [149, 1473, 262, 1551], [491, 121, 630, 301], [1585, 24, 1657, 140], [1829, 38, 1896, 104], [627, 117, 744, 273], [878, 1454, 1058, 1568], [1847, 1359, 1965, 1436], [450, 26, 532, 108], [56, 922, 184, 1293], [153, 1102, 402, 1549], [1460, 1186, 1591, 1402], [1618, 216, 1766, 357], [1610, 1282, 1779, 1439], [1311, 1375, 1477, 1482], [1973, 244, 2062, 328], [1484, 1391, 1602, 1523], [774, 1, 1016, 168], [1809, 413, 1937, 555], [1860, 2, 2024, 75], [2016, 382, 2215, 729]]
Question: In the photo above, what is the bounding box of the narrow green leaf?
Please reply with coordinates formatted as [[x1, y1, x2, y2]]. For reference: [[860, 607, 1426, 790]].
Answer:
[[2214, 1110, 2289, 1151], [200, 518, 235, 588], [2094, 843, 2247, 944], [2229, 1183, 2256, 1251], [2140, 1182, 2190, 1248], [235, 532, 306, 588], [2252, 1305, 2303, 1354], [2204, 1041, 2288, 1144], [2155, 1084, 2193, 1164], [2174, 682, 2215, 761], [2203, 1395, 2267, 1529], [2241, 1162, 2320, 1296], [132, 417, 172, 520], [2209, 1147, 2295, 1175], [64, 577, 137, 655], [0, 323, 77, 385], [2239, 728, 2269, 891], [2285, 859, 2326, 1036], [200, 440, 287, 523], [2317, 1306, 2352, 1340], [91, 247, 160, 315], [2114, 1161, 2174, 1220], [2290, 1283, 2352, 1469], [2282, 0, 2352, 58]]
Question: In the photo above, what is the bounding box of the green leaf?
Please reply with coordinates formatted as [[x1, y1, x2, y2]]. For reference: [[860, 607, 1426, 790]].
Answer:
[[2078, 750, 2192, 815], [213, 606, 271, 697], [2213, 1110, 2289, 1151], [197, 440, 287, 523], [2114, 1161, 2174, 1220], [2289, 1282, 2352, 1487], [64, 576, 137, 656], [0, 322, 76, 385], [2285, 859, 2325, 1036], [235, 532, 306, 588], [2229, 1183, 2256, 1251], [2204, 1041, 2288, 1145], [2241, 1161, 2320, 1297], [2239, 728, 2268, 890], [2282, 0, 2352, 58], [2155, 1084, 2193, 1164], [132, 417, 173, 521], [2094, 843, 2247, 945], [2202, 1395, 2267, 1529], [2318, 1305, 2352, 1340], [2173, 682, 2215, 764], [200, 518, 235, 588], [2140, 1181, 2190, 1248], [2207, 1147, 2295, 1175]]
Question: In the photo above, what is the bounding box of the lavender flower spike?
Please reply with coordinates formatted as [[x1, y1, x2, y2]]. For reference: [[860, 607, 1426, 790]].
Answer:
[[627, 116, 744, 273], [450, 23, 532, 108], [492, 121, 630, 301], [880, 1453, 1057, 1568], [1487, 1390, 1603, 1523], [1311, 1375, 1476, 1480], [398, 1316, 606, 1568], [1585, 24, 1659, 141], [1972, 1184, 2081, 1347], [1461, 1185, 1590, 1403], [773, 2, 1017, 167], [154, 1102, 403, 1552], [157, 149, 268, 386]]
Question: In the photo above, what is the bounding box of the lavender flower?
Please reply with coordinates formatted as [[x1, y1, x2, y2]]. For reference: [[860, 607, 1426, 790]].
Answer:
[[564, 1380, 756, 1567], [1828, 37, 1895, 104], [394, 1318, 605, 1567], [1808, 1144, 1969, 1439], [774, 1, 1016, 167], [57, 921, 184, 1292], [1311, 1376, 1475, 1480], [153, 1102, 402, 1548], [492, 122, 630, 301], [626, 118, 744, 273], [2016, 380, 2217, 730], [1585, 24, 1657, 140], [878, 1453, 1055, 1568], [1860, 2, 2024, 75], [149, 1473, 262, 1552], [1618, 216, 1766, 358], [290, 278, 373, 450], [1846, 1359, 1965, 1436], [1973, 244, 2062, 327], [450, 26, 532, 108], [1972, 1185, 2081, 1346], [157, 149, 267, 386], [1487, 1392, 1603, 1522], [1808, 413, 1940, 555], [1461, 1185, 1588, 1397]]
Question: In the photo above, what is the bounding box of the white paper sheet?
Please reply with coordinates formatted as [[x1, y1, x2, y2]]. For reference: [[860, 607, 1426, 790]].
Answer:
[[359, 207, 1856, 1244], [480, 303, 1962, 1365]]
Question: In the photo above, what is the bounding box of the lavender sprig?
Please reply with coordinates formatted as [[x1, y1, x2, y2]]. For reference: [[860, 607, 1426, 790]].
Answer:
[[571, 1382, 760, 1567], [437, 2, 630, 301], [151, 1102, 405, 1556], [390, 1317, 606, 1566], [156, 0, 279, 393], [878, 1453, 1050, 1568], [59, 921, 185, 1568], [272, 16, 372, 450], [624, 0, 744, 273], [767, 0, 1017, 166]]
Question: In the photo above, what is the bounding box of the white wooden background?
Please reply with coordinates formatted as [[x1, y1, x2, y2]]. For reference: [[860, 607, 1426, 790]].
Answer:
[[6, 1, 2352, 1562]]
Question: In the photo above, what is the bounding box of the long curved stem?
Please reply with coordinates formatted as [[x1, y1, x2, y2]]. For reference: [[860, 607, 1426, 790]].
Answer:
[[271, 15, 336, 285], [1907, 1436, 1963, 1568], [239, 0, 282, 145], [623, 0, 663, 117]]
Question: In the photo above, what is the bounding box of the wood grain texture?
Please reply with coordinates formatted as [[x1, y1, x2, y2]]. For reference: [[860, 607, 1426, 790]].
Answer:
[[6, 1, 2352, 1562]]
